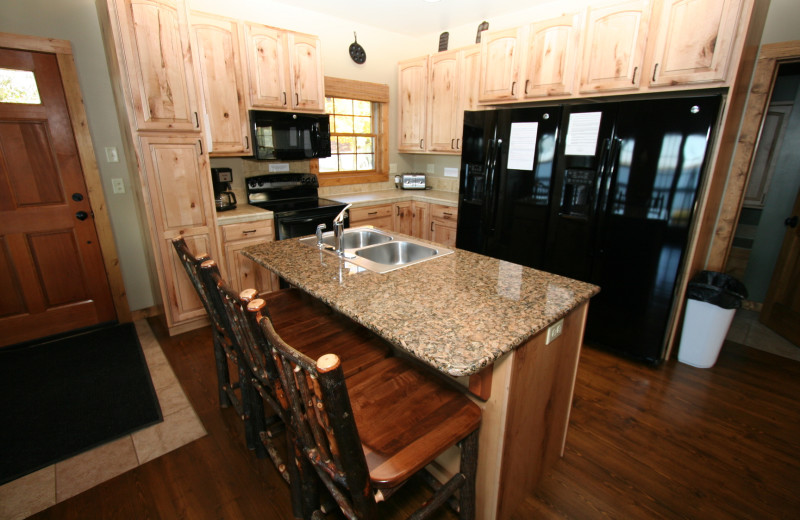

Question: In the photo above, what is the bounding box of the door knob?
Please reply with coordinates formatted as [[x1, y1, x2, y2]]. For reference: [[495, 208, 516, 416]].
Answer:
[[76, 211, 88, 221], [785, 215, 798, 228]]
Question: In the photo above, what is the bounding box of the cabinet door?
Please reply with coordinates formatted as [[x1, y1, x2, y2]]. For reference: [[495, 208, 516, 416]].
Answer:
[[111, 0, 200, 132], [523, 13, 582, 98], [393, 201, 414, 235], [287, 32, 325, 111], [224, 236, 278, 296], [244, 23, 289, 109], [398, 56, 428, 152], [648, 0, 742, 86], [411, 201, 430, 240], [138, 135, 219, 327], [456, 45, 481, 151], [579, 0, 650, 93], [430, 204, 457, 247], [478, 27, 525, 102], [427, 50, 461, 153], [191, 12, 250, 155]]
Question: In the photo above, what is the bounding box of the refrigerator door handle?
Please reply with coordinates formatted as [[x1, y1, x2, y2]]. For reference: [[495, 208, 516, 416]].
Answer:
[[600, 138, 623, 215], [592, 138, 612, 216], [487, 138, 503, 231]]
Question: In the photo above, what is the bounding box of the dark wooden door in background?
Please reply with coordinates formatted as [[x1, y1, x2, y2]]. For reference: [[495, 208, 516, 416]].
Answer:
[[0, 48, 115, 346]]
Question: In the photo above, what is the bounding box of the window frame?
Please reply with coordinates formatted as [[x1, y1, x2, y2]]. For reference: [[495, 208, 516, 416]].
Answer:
[[316, 77, 389, 187]]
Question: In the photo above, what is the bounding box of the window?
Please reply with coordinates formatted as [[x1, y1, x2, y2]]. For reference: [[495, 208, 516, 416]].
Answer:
[[317, 77, 388, 186], [0, 68, 41, 104]]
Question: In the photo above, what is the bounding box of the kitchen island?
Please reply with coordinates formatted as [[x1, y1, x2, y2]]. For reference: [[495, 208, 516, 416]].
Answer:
[[243, 232, 598, 519]]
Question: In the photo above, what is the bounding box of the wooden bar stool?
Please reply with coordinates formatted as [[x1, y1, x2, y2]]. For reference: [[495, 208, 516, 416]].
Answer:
[[248, 298, 482, 520]]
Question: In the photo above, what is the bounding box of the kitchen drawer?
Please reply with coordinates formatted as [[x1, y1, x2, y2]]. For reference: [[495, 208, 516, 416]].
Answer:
[[350, 204, 393, 222], [430, 204, 457, 221], [220, 220, 274, 242]]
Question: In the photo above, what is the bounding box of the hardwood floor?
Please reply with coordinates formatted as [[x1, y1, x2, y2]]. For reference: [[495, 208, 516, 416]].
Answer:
[[28, 320, 800, 519]]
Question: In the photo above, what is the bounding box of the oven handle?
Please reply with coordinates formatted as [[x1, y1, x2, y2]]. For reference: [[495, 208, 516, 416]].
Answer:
[[277, 215, 324, 224]]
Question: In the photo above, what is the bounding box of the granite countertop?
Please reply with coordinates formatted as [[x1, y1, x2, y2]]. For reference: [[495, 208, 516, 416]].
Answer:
[[215, 189, 458, 225], [242, 233, 599, 377]]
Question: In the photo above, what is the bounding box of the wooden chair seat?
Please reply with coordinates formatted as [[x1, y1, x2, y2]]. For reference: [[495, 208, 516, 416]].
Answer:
[[249, 298, 482, 520], [345, 356, 481, 488]]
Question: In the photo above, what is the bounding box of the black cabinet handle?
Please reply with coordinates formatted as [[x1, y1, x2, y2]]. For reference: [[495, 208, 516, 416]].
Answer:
[[786, 215, 798, 228], [76, 211, 88, 221], [652, 63, 659, 82], [632, 66, 638, 84]]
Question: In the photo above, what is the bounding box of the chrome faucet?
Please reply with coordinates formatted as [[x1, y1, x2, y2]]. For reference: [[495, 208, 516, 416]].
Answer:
[[333, 204, 351, 255], [315, 223, 326, 247]]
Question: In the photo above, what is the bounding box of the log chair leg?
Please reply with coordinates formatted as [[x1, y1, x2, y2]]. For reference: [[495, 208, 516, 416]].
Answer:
[[459, 429, 479, 520], [213, 335, 232, 408]]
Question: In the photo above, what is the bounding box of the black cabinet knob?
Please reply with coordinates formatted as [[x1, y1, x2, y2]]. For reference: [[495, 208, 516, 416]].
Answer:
[[785, 215, 798, 228], [76, 211, 88, 221]]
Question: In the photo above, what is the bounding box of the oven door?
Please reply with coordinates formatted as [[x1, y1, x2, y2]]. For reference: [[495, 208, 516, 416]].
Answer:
[[275, 210, 349, 240]]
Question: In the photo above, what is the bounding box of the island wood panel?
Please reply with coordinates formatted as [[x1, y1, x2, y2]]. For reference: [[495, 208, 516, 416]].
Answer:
[[495, 301, 588, 519]]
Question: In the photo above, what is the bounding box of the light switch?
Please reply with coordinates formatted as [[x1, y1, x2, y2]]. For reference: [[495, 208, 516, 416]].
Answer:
[[105, 147, 119, 163]]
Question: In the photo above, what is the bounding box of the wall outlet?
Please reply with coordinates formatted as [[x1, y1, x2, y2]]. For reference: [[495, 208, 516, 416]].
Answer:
[[546, 318, 564, 345], [426, 163, 435, 174], [111, 178, 125, 194], [389, 163, 397, 174]]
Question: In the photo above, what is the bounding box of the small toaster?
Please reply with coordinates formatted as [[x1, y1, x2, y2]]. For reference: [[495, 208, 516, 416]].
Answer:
[[401, 173, 426, 190]]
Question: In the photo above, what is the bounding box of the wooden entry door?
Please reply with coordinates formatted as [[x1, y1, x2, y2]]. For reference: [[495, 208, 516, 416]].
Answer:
[[0, 47, 116, 346], [760, 187, 800, 346]]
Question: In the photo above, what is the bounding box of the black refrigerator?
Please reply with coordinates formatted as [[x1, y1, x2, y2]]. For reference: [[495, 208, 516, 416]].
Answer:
[[456, 95, 722, 363]]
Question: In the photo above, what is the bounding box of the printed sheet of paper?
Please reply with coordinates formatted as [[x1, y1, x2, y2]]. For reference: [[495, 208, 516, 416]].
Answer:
[[565, 112, 602, 156], [507, 122, 538, 170]]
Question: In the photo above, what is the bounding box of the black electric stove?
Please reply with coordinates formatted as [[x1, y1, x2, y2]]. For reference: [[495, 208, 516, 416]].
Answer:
[[246, 173, 349, 240]]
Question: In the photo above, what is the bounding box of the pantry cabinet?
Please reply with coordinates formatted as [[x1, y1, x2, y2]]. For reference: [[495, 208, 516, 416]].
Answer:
[[221, 220, 277, 296], [579, 0, 651, 93], [107, 0, 201, 132], [646, 0, 742, 87], [137, 135, 220, 327], [190, 12, 251, 155]]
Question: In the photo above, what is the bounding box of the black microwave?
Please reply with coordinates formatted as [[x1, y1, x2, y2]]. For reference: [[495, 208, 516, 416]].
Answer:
[[249, 110, 331, 160]]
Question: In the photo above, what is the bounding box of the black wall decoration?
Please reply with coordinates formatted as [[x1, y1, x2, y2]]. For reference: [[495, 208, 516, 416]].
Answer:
[[349, 32, 366, 64], [475, 21, 489, 43], [438, 31, 449, 52]]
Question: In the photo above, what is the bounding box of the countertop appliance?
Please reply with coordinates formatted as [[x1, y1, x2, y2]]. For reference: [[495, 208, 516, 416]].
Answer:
[[246, 173, 348, 240], [456, 95, 722, 363], [249, 110, 331, 161], [211, 167, 237, 211], [400, 173, 427, 189]]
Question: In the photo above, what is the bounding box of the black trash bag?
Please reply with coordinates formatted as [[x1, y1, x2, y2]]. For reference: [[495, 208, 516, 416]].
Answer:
[[686, 270, 748, 310]]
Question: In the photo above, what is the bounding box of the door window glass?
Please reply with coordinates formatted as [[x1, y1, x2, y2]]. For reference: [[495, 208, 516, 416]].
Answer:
[[0, 68, 41, 104]]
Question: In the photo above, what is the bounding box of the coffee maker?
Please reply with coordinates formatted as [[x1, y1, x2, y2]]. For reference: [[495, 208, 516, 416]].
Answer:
[[211, 167, 237, 211]]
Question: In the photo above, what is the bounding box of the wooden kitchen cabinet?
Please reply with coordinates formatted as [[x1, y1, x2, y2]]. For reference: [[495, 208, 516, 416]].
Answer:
[[398, 56, 428, 152], [350, 203, 394, 230], [190, 11, 251, 155], [104, 0, 201, 132], [646, 0, 742, 87], [430, 204, 457, 247], [522, 12, 583, 98], [478, 26, 525, 103], [138, 135, 222, 329], [427, 50, 461, 152], [221, 220, 277, 296], [579, 0, 651, 93], [412, 201, 430, 240], [393, 200, 414, 235], [243, 23, 324, 112]]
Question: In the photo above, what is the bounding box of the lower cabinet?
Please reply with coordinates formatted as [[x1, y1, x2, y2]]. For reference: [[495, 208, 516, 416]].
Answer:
[[394, 200, 414, 235], [411, 201, 430, 240], [350, 203, 394, 230], [430, 203, 458, 247], [221, 220, 278, 296]]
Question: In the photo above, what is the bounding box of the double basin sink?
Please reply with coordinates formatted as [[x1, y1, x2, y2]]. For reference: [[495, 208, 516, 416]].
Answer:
[[299, 226, 454, 274]]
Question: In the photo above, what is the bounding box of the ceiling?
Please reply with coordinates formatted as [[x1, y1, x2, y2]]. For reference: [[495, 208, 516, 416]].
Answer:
[[271, 0, 556, 37]]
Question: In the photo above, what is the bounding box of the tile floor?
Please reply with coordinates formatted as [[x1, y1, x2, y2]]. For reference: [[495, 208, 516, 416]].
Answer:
[[726, 308, 800, 362], [0, 320, 207, 520]]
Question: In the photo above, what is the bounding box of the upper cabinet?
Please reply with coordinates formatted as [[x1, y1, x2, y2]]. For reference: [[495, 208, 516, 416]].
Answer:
[[522, 13, 582, 98], [398, 56, 428, 152], [478, 27, 525, 103], [579, 0, 651, 93], [190, 12, 250, 155], [109, 0, 201, 132], [646, 0, 743, 87], [243, 23, 325, 112]]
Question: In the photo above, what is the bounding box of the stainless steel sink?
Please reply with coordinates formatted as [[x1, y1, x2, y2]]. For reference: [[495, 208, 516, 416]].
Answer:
[[356, 241, 438, 265], [299, 225, 453, 273]]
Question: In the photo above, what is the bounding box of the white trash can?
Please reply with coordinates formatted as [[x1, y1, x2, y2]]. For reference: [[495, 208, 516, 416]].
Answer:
[[677, 299, 736, 368], [677, 271, 747, 369]]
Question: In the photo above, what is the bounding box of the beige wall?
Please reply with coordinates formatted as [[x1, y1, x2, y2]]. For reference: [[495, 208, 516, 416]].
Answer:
[[0, 0, 794, 312]]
